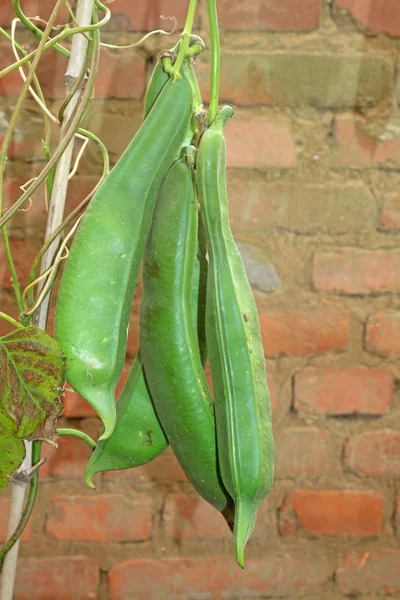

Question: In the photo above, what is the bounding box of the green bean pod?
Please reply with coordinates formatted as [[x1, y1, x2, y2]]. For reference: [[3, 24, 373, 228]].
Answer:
[[196, 106, 275, 568], [140, 156, 233, 519], [55, 71, 193, 440], [83, 350, 168, 487], [83, 161, 207, 486], [143, 36, 204, 120]]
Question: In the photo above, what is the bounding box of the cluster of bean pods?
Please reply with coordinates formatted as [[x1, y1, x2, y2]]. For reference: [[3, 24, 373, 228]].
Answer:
[[55, 37, 274, 568]]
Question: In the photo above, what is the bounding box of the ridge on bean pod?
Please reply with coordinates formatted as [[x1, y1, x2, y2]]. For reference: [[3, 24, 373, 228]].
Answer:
[[140, 152, 234, 524], [196, 105, 275, 568]]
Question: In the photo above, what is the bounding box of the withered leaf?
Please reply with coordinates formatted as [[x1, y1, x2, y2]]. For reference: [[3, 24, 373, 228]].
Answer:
[[0, 326, 65, 445]]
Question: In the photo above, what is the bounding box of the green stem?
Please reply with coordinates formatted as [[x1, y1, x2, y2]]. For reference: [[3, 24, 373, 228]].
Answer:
[[12, 0, 70, 58], [1, 229, 23, 313], [57, 428, 96, 451], [170, 0, 198, 80], [0, 0, 64, 215], [0, 0, 109, 79], [0, 441, 41, 572], [0, 312, 23, 329], [207, 0, 220, 125], [0, 27, 54, 199], [0, 0, 65, 316], [0, 13, 101, 229], [23, 129, 108, 317]]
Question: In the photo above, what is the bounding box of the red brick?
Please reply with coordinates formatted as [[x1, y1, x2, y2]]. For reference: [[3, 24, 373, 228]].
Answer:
[[61, 390, 97, 418], [313, 249, 400, 295], [380, 193, 400, 231], [279, 490, 384, 537], [345, 431, 400, 477], [46, 494, 152, 542], [0, 44, 24, 97], [109, 555, 329, 599], [0, 497, 31, 543], [33, 46, 145, 99], [334, 117, 400, 169], [218, 0, 321, 31], [41, 435, 92, 479], [0, 240, 39, 290], [336, 550, 400, 595], [0, 300, 20, 338], [259, 309, 350, 357], [14, 557, 99, 600], [294, 367, 393, 415], [366, 311, 400, 356], [2, 177, 45, 229], [163, 493, 231, 540], [228, 179, 375, 235], [94, 48, 146, 100], [0, 1, 69, 26], [105, 0, 189, 31], [0, 129, 45, 162], [195, 53, 392, 108], [65, 176, 100, 214], [275, 429, 328, 479], [335, 0, 400, 36], [225, 116, 296, 169], [104, 446, 187, 484]]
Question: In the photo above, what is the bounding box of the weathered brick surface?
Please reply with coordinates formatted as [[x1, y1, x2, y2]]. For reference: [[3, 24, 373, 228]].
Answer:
[[14, 557, 99, 600], [228, 179, 375, 234], [218, 0, 321, 31], [366, 311, 400, 356], [345, 431, 400, 477], [336, 550, 400, 595], [41, 435, 92, 479], [104, 0, 190, 31], [260, 309, 350, 357], [313, 249, 400, 295], [3, 0, 400, 596], [163, 493, 231, 540], [0, 1, 69, 26], [396, 492, 400, 535], [104, 447, 187, 484], [33, 47, 146, 100], [279, 490, 384, 537], [109, 555, 329, 600], [334, 117, 400, 169], [196, 53, 393, 107], [225, 115, 296, 168], [335, 0, 400, 36], [0, 44, 24, 97], [380, 193, 400, 231], [237, 242, 281, 294], [294, 368, 394, 415], [46, 494, 153, 542], [0, 240, 40, 289], [275, 428, 328, 478]]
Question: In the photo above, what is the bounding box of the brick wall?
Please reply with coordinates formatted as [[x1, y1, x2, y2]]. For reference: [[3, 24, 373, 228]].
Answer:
[[1, 0, 400, 598]]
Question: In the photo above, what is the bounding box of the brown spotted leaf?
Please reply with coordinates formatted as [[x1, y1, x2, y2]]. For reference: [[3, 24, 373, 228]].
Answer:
[[0, 326, 65, 445], [0, 407, 25, 492]]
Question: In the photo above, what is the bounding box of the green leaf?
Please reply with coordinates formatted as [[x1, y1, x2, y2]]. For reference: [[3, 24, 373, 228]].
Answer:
[[0, 326, 65, 445], [0, 408, 25, 493]]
